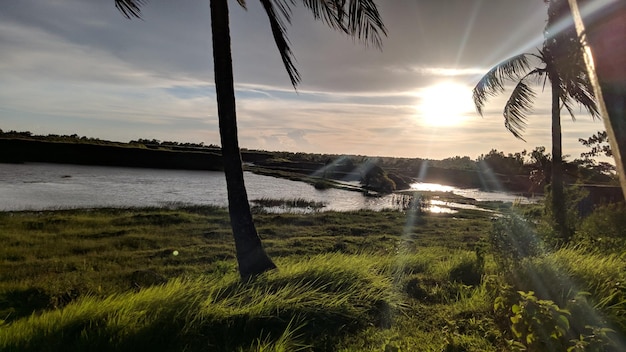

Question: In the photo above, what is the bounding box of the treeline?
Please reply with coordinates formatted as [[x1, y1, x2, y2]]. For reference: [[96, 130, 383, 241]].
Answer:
[[129, 138, 220, 152], [261, 146, 616, 190], [0, 138, 223, 171], [0, 130, 129, 147]]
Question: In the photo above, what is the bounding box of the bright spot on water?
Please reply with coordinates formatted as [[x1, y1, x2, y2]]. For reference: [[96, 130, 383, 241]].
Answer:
[[427, 205, 457, 214], [410, 182, 456, 192]]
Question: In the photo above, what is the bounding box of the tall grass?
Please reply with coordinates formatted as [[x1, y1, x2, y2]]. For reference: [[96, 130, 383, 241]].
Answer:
[[0, 254, 397, 352], [250, 198, 327, 213], [511, 247, 626, 333]]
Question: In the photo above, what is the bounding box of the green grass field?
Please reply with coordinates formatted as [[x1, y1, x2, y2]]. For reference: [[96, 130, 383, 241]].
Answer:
[[0, 202, 624, 351]]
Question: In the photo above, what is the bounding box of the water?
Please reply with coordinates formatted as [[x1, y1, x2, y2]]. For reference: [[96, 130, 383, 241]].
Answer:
[[410, 182, 536, 204], [0, 163, 533, 212]]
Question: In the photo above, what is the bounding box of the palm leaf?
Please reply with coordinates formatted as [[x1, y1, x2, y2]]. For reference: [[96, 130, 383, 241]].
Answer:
[[115, 0, 146, 19], [562, 73, 599, 120], [300, 0, 344, 30], [502, 75, 538, 141], [260, 0, 301, 87], [472, 53, 533, 116], [301, 0, 387, 48]]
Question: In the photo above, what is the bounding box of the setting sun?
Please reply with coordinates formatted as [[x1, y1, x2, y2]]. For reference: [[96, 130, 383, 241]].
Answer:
[[416, 82, 475, 127]]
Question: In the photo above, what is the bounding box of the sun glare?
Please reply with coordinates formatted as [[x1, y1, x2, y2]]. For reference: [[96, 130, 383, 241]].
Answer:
[[416, 82, 474, 127]]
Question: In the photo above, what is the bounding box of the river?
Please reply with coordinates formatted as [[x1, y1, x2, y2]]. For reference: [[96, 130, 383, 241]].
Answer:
[[0, 163, 534, 212]]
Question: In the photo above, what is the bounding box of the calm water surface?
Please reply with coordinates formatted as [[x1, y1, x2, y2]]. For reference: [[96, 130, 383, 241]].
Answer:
[[0, 163, 532, 212]]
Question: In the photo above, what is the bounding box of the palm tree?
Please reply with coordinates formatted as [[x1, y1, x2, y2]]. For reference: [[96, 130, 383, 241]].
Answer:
[[472, 0, 598, 242], [114, 0, 387, 278]]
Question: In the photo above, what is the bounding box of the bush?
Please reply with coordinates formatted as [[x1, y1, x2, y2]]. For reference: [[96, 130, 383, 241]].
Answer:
[[489, 215, 544, 272], [576, 202, 626, 252], [507, 291, 571, 352], [542, 185, 588, 244], [489, 247, 626, 351]]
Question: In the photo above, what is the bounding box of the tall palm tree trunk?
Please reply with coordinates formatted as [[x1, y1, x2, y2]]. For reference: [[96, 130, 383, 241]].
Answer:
[[210, 0, 276, 279], [550, 74, 568, 242]]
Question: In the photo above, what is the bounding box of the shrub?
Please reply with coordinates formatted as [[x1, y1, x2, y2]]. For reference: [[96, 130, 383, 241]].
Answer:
[[576, 202, 626, 252], [506, 291, 571, 351], [541, 185, 588, 244], [488, 215, 544, 272]]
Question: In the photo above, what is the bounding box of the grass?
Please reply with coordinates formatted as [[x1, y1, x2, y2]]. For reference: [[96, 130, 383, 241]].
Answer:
[[251, 198, 327, 212], [1, 254, 400, 351], [1, 204, 624, 350]]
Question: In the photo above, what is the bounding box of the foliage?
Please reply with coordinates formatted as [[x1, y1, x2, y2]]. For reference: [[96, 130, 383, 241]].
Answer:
[[250, 197, 326, 212], [580, 131, 613, 158], [541, 185, 588, 244], [488, 215, 544, 271], [361, 164, 396, 193], [486, 246, 626, 351], [577, 131, 616, 177], [477, 149, 526, 175], [576, 202, 626, 252], [507, 290, 571, 351]]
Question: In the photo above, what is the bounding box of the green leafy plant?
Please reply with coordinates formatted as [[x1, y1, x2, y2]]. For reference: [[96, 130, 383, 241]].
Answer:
[[567, 325, 616, 352], [509, 291, 571, 351]]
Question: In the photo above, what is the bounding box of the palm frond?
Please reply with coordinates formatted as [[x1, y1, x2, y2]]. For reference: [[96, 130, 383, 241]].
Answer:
[[561, 96, 577, 122], [560, 85, 598, 121], [301, 0, 387, 48], [562, 72, 599, 120], [260, 0, 301, 87], [300, 0, 344, 30], [115, 0, 146, 19], [472, 53, 533, 116], [502, 78, 537, 141]]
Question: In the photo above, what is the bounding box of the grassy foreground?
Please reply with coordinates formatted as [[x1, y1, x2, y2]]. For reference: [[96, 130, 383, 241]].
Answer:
[[0, 205, 624, 351]]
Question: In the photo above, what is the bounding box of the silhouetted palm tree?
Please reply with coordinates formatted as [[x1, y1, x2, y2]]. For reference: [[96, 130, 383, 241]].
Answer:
[[115, 0, 387, 278], [472, 0, 598, 242]]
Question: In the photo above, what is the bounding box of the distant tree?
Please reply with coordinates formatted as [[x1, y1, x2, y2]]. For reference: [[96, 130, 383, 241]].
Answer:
[[578, 131, 616, 176], [473, 0, 598, 242], [477, 149, 525, 175], [115, 0, 387, 278], [579, 131, 612, 158]]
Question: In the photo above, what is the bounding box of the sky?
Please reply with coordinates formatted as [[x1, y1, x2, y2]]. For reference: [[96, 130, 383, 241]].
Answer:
[[0, 0, 609, 160]]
